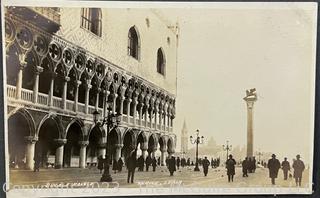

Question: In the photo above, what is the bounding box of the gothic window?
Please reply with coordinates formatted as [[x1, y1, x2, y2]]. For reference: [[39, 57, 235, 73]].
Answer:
[[128, 26, 140, 60], [157, 48, 165, 76], [81, 8, 102, 36]]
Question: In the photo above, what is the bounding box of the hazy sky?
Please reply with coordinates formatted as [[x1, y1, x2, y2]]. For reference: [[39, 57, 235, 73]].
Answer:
[[163, 4, 317, 163]]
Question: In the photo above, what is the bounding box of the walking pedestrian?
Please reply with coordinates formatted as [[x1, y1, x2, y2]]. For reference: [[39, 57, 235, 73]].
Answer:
[[281, 157, 290, 180], [168, 156, 176, 176], [127, 150, 137, 183], [242, 157, 249, 177], [97, 155, 104, 173], [202, 156, 210, 176], [117, 157, 124, 172], [152, 156, 157, 172], [176, 157, 181, 170], [226, 154, 236, 182], [292, 154, 305, 187], [145, 155, 152, 172], [267, 154, 280, 185]]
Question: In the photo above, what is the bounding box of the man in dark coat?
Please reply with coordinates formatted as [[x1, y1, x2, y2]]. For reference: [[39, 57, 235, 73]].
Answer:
[[145, 155, 152, 172], [242, 157, 249, 177], [267, 154, 281, 185], [187, 158, 190, 166], [117, 158, 124, 172], [137, 155, 144, 171], [152, 156, 157, 172], [202, 156, 210, 176], [112, 159, 118, 173], [252, 157, 256, 173], [176, 157, 181, 170], [292, 154, 305, 187], [211, 158, 214, 168], [226, 155, 236, 182], [168, 156, 176, 176], [281, 157, 290, 180], [127, 150, 137, 183], [157, 157, 161, 166], [97, 155, 104, 173]]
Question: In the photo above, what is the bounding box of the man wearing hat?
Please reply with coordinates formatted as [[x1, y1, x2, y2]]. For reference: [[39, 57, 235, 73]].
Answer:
[[267, 154, 280, 185], [226, 154, 236, 182], [292, 154, 305, 187]]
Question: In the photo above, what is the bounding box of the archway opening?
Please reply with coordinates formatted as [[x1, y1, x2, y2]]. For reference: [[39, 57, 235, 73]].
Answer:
[[87, 126, 102, 164], [63, 122, 82, 167], [8, 112, 31, 168], [6, 45, 20, 86], [66, 68, 77, 101], [38, 57, 53, 94], [35, 117, 60, 168], [122, 130, 135, 162], [53, 63, 65, 97], [22, 52, 36, 90]]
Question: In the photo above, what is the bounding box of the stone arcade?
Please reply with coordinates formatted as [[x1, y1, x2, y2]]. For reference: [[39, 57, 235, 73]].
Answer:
[[5, 7, 178, 170]]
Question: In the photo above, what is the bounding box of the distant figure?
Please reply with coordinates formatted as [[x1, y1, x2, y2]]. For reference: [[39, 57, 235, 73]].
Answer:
[[202, 156, 210, 176], [281, 157, 290, 180], [145, 155, 152, 172], [252, 157, 256, 173], [137, 155, 144, 171], [292, 154, 305, 187], [248, 158, 252, 173], [176, 157, 181, 170], [33, 154, 41, 172], [211, 158, 214, 168], [181, 157, 186, 168], [127, 150, 137, 183], [152, 157, 157, 172], [112, 159, 118, 173], [157, 157, 161, 166], [191, 161, 194, 166], [97, 155, 104, 173], [242, 157, 249, 177], [268, 154, 281, 185], [168, 156, 176, 176], [117, 158, 124, 172], [226, 154, 236, 182], [187, 158, 191, 166]]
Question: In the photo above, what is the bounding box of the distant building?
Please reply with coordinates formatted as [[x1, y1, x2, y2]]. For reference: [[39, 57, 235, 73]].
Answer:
[[181, 119, 188, 154]]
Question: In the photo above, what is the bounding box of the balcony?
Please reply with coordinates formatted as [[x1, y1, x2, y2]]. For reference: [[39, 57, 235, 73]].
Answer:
[[6, 6, 60, 33], [7, 85, 171, 134]]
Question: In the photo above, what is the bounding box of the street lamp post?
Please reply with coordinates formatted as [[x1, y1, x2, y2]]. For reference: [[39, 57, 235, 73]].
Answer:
[[222, 141, 232, 162], [256, 150, 263, 164], [92, 102, 121, 182], [190, 129, 204, 171]]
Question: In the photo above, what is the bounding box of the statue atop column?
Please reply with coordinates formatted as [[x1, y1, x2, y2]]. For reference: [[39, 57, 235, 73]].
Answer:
[[243, 88, 258, 159]]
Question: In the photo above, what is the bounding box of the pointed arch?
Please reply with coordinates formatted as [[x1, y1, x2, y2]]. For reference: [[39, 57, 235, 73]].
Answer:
[[128, 26, 140, 60], [157, 47, 166, 76]]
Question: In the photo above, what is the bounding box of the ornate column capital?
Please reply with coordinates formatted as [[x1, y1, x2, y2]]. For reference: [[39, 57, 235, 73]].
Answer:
[[63, 76, 70, 82], [35, 66, 44, 75], [114, 144, 124, 149], [97, 143, 107, 148], [24, 136, 38, 143], [54, 139, 67, 146], [78, 141, 89, 147]]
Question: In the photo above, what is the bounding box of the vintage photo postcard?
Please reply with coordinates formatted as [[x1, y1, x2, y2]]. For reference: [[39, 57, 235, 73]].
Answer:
[[1, 0, 317, 197]]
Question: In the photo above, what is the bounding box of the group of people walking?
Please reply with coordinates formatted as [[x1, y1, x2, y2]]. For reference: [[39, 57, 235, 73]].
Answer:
[[267, 154, 305, 186]]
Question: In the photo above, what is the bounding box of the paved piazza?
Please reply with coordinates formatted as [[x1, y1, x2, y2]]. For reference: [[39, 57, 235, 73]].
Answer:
[[9, 166, 310, 189]]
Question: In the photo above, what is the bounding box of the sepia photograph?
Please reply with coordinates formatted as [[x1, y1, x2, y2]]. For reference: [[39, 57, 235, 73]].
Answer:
[[1, 0, 317, 197]]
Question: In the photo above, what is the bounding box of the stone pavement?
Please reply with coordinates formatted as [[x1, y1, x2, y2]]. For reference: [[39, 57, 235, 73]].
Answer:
[[9, 166, 310, 189]]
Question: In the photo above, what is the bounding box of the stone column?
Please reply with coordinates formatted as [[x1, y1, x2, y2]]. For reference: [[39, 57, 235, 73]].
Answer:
[[114, 144, 123, 161], [48, 72, 57, 107], [61, 76, 70, 110], [160, 148, 167, 166], [159, 109, 162, 131], [54, 139, 67, 169], [85, 83, 92, 114], [95, 89, 100, 110], [163, 112, 166, 131], [144, 104, 149, 128], [119, 96, 125, 121], [74, 80, 81, 112], [140, 142, 148, 160], [149, 107, 153, 128], [154, 108, 158, 130], [33, 66, 43, 103], [139, 104, 143, 127], [103, 91, 110, 118], [243, 91, 258, 159], [79, 141, 89, 168], [24, 136, 38, 170], [126, 99, 132, 120], [16, 62, 26, 100], [132, 99, 138, 126], [112, 94, 118, 114]]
